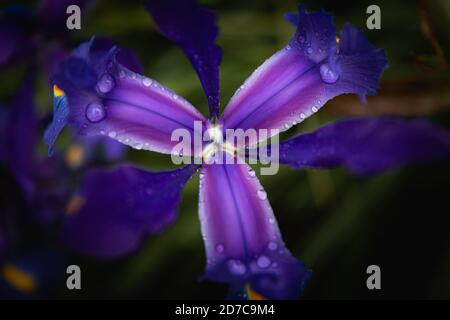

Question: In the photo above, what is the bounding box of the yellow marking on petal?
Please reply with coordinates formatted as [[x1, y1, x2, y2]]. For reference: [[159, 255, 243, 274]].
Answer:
[[65, 144, 85, 168], [246, 284, 266, 300], [2, 263, 37, 294], [335, 36, 340, 44], [53, 84, 65, 97], [65, 195, 86, 215]]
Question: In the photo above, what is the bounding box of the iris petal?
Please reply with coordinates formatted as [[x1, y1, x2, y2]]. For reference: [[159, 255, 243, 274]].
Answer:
[[221, 5, 387, 145], [44, 85, 70, 156], [51, 38, 206, 156], [62, 164, 199, 258], [145, 0, 222, 118], [277, 117, 450, 175], [199, 163, 311, 299]]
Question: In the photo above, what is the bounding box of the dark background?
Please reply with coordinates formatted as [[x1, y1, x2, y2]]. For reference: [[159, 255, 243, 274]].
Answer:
[[1, 0, 449, 299]]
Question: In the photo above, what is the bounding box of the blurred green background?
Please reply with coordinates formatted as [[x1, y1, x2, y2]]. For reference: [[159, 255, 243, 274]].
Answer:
[[1, 0, 450, 299]]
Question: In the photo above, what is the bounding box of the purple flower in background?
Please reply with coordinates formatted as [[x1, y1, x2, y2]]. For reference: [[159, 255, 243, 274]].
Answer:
[[46, 1, 450, 299], [0, 1, 133, 162]]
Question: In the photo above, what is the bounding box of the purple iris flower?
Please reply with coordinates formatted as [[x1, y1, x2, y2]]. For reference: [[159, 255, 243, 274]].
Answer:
[[46, 1, 450, 300]]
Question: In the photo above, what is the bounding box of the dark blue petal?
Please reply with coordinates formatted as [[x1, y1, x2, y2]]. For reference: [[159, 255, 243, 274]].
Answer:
[[283, 7, 387, 102], [90, 37, 144, 74], [145, 0, 222, 118], [288, 4, 337, 63], [277, 117, 450, 176], [44, 86, 69, 156], [283, 12, 298, 27], [330, 24, 388, 102], [62, 164, 199, 258]]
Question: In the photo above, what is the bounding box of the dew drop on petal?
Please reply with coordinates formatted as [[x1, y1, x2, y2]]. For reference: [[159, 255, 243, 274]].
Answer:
[[256, 255, 271, 269], [228, 260, 247, 275], [85, 101, 106, 123], [108, 131, 117, 138], [268, 241, 278, 251], [215, 244, 225, 254], [320, 63, 339, 84], [97, 74, 115, 93], [142, 77, 153, 87], [257, 190, 267, 200]]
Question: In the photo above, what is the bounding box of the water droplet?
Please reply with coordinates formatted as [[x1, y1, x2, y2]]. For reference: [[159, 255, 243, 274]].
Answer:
[[306, 47, 313, 54], [320, 63, 339, 84], [215, 244, 225, 254], [118, 70, 126, 79], [285, 45, 291, 51], [256, 255, 271, 269], [269, 217, 275, 224], [248, 169, 256, 177], [134, 143, 143, 150], [312, 106, 318, 113], [97, 74, 115, 93], [228, 259, 247, 275], [284, 123, 290, 129], [85, 101, 106, 123], [142, 77, 153, 87], [257, 190, 267, 200], [268, 241, 278, 251], [173, 94, 178, 100], [108, 131, 117, 138]]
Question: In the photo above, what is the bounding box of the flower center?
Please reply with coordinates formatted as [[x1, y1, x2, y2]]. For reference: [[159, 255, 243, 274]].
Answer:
[[202, 124, 236, 162]]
